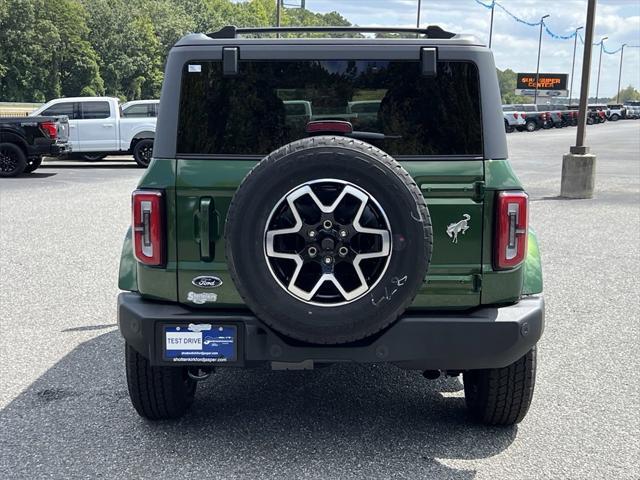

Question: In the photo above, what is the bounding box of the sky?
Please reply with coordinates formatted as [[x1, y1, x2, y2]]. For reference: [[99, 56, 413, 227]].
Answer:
[[250, 0, 640, 99]]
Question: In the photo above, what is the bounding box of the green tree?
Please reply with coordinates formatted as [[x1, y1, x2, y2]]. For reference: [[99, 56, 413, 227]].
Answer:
[[614, 85, 640, 103], [0, 0, 102, 101], [497, 68, 533, 104], [80, 0, 163, 99]]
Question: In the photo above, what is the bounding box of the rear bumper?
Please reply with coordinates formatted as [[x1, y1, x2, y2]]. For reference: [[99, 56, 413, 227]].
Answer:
[[118, 292, 544, 370], [28, 141, 71, 158]]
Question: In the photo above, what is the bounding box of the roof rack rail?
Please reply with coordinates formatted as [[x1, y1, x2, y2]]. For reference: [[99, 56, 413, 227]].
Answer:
[[207, 25, 456, 40]]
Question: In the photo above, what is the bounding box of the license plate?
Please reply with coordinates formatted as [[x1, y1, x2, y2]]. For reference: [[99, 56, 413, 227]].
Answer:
[[163, 324, 236, 363]]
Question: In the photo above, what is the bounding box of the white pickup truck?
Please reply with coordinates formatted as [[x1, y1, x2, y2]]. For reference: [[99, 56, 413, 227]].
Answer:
[[30, 97, 156, 167]]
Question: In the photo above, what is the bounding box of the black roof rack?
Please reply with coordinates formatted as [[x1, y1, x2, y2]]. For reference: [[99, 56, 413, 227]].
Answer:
[[207, 25, 456, 40]]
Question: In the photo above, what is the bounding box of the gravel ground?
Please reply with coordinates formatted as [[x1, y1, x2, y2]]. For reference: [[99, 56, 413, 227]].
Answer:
[[0, 121, 639, 479]]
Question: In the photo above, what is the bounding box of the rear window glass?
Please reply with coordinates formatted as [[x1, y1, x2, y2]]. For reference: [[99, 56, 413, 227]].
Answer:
[[43, 102, 77, 119], [122, 104, 150, 117], [81, 101, 110, 119], [177, 60, 482, 156]]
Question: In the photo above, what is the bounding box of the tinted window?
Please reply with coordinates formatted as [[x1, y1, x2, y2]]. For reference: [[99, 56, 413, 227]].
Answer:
[[349, 102, 380, 114], [81, 101, 110, 119], [43, 102, 76, 119], [284, 102, 309, 116], [178, 60, 482, 156], [122, 104, 150, 118]]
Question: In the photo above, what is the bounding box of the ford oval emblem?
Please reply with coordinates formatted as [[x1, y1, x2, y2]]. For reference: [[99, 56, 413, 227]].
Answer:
[[192, 276, 223, 289]]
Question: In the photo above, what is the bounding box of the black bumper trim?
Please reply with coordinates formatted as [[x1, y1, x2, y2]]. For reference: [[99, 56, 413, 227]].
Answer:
[[118, 292, 544, 370]]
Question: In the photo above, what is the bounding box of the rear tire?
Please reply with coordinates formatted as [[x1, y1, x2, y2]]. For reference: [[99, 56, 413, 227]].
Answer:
[[125, 343, 196, 420], [610, 114, 620, 121], [79, 153, 107, 162], [525, 120, 537, 132], [504, 120, 514, 133], [24, 157, 43, 173], [133, 139, 154, 168], [0, 142, 27, 177], [463, 346, 537, 426]]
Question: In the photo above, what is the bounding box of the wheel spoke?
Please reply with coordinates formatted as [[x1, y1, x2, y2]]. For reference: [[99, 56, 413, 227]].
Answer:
[[264, 179, 392, 305]]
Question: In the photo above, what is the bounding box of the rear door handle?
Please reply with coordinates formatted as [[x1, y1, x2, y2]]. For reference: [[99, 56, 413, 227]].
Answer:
[[102, 123, 114, 127]]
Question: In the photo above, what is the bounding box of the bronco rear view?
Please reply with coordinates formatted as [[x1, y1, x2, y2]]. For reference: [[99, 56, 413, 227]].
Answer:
[[117, 25, 544, 426]]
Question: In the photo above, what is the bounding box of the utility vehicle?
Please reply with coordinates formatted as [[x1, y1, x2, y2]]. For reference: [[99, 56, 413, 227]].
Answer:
[[118, 26, 544, 426]]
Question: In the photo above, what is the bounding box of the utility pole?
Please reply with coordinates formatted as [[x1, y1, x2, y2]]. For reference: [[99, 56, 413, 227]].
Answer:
[[488, 1, 495, 48], [616, 44, 627, 103], [534, 14, 550, 105], [416, 0, 422, 29], [276, 0, 281, 38], [595, 36, 608, 103], [561, 0, 597, 199], [569, 26, 584, 103]]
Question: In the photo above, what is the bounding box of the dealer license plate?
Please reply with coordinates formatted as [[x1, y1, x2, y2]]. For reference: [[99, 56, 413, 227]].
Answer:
[[163, 324, 236, 363]]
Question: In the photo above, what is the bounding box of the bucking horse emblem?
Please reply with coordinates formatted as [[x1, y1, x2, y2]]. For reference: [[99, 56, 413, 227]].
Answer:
[[446, 214, 471, 244]]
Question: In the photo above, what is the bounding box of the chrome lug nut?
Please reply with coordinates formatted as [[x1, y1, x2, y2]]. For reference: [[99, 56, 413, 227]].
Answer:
[[308, 230, 317, 239], [323, 220, 333, 230], [339, 229, 348, 238], [308, 246, 318, 258], [338, 246, 349, 257], [323, 256, 333, 264]]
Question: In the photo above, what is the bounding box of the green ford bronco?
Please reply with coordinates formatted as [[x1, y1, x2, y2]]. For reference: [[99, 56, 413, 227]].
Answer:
[[118, 26, 544, 425]]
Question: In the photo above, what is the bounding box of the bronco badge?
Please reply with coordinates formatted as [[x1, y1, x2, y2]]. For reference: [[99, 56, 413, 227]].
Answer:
[[187, 291, 218, 304], [446, 214, 470, 244], [192, 275, 223, 288]]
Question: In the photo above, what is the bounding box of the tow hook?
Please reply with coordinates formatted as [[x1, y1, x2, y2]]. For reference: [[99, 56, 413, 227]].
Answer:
[[188, 367, 214, 381]]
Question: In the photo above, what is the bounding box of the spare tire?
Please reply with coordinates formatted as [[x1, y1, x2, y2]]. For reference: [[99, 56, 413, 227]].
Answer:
[[225, 136, 432, 344]]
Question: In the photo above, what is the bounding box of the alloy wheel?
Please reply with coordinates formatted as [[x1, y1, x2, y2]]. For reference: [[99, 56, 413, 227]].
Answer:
[[264, 179, 392, 306]]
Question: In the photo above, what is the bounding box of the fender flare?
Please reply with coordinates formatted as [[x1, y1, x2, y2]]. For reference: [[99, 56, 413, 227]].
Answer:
[[522, 227, 543, 295], [128, 128, 156, 150], [118, 227, 138, 292], [0, 130, 29, 152]]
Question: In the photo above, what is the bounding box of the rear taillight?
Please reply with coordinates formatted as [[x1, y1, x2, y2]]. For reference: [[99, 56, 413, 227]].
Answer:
[[132, 190, 165, 266], [494, 191, 528, 270], [514, 112, 519, 119], [40, 121, 57, 139]]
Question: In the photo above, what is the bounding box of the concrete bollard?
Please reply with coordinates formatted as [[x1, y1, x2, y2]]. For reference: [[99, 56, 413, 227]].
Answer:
[[561, 153, 596, 199]]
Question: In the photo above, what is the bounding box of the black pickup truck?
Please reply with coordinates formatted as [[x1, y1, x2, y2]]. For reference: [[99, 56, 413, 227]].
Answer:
[[0, 116, 70, 177]]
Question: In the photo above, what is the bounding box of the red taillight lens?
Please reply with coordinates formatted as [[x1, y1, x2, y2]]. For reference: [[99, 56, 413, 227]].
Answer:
[[132, 190, 165, 266], [494, 191, 528, 270], [514, 112, 519, 119], [40, 121, 57, 139]]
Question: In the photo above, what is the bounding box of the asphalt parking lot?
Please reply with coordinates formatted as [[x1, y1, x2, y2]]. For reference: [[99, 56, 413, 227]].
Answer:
[[1, 121, 639, 479]]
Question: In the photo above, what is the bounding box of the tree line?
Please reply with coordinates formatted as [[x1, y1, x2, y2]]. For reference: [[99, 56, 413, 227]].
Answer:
[[1, 1, 637, 104], [0, 0, 350, 102]]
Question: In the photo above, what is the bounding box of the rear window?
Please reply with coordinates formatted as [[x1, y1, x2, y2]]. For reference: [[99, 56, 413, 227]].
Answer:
[[43, 102, 77, 119], [81, 101, 111, 119], [122, 104, 151, 117], [177, 60, 482, 157]]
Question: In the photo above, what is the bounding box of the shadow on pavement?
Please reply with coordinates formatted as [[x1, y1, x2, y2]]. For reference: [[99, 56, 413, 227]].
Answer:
[[0, 331, 516, 479], [17, 172, 58, 178], [41, 162, 138, 169]]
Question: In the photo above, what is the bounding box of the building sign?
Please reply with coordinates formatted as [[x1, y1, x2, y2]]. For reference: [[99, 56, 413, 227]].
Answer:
[[515, 73, 568, 97]]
